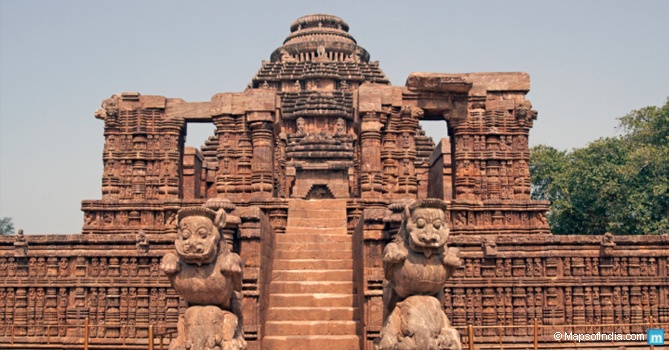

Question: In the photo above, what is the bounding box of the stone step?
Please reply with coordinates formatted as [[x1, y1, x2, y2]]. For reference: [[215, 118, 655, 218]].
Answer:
[[275, 241, 352, 251], [265, 320, 358, 336], [269, 293, 356, 307], [274, 249, 352, 260], [276, 234, 351, 243], [284, 227, 348, 235], [263, 335, 360, 350], [288, 199, 348, 211], [266, 307, 359, 321], [272, 269, 352, 282], [287, 217, 347, 228], [273, 259, 353, 270], [287, 209, 348, 219], [269, 281, 354, 294]]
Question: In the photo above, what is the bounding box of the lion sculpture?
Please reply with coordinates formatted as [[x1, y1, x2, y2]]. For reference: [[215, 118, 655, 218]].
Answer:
[[376, 199, 462, 350], [161, 206, 246, 350]]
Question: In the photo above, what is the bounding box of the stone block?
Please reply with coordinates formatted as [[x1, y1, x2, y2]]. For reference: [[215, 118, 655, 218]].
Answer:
[[264, 320, 358, 336], [269, 293, 357, 308], [275, 241, 353, 251], [287, 209, 349, 219], [286, 217, 348, 228], [266, 307, 359, 321], [271, 269, 353, 282], [269, 281, 354, 294], [140, 95, 166, 109], [262, 335, 360, 350], [284, 227, 348, 235], [272, 259, 353, 270], [276, 234, 352, 243], [274, 249, 353, 260]]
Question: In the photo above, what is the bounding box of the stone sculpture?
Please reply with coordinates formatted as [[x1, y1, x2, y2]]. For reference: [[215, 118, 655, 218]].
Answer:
[[377, 199, 462, 350], [161, 206, 246, 350]]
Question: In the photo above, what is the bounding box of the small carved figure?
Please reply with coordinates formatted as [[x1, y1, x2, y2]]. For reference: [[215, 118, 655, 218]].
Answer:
[[7, 257, 16, 277], [279, 49, 296, 62], [166, 212, 177, 228], [58, 258, 69, 277], [37, 258, 47, 277], [377, 199, 462, 350], [161, 206, 246, 350], [15, 229, 26, 243], [296, 117, 305, 135], [335, 118, 346, 135], [649, 258, 657, 276], [28, 258, 37, 277], [99, 258, 108, 277], [0, 258, 7, 278], [90, 258, 99, 277]]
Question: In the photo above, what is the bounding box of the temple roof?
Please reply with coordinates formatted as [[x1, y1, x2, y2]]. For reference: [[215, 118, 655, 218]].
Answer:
[[251, 14, 390, 88]]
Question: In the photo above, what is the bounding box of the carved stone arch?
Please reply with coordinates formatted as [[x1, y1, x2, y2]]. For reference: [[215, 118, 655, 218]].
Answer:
[[305, 184, 335, 199]]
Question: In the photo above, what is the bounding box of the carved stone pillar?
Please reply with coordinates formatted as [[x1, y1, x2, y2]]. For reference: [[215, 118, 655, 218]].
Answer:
[[248, 112, 274, 198], [274, 133, 287, 197], [395, 107, 420, 197], [237, 119, 253, 194], [450, 117, 476, 201], [158, 117, 186, 199], [213, 114, 237, 196], [360, 111, 383, 198]]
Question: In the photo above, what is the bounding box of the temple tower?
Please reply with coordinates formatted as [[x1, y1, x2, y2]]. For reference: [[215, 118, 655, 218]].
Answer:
[[251, 14, 389, 199]]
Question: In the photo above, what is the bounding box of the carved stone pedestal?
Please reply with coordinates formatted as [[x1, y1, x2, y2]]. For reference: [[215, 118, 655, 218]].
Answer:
[[376, 295, 460, 350], [171, 305, 246, 350]]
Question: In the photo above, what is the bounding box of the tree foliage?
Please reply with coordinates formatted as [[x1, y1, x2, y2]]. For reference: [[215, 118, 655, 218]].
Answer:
[[530, 98, 669, 235], [0, 217, 15, 235]]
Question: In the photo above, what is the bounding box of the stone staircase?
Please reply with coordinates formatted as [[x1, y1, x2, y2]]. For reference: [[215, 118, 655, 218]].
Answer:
[[263, 199, 361, 350]]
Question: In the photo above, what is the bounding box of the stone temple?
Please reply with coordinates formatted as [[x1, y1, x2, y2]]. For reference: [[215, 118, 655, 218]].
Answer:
[[1, 13, 669, 350]]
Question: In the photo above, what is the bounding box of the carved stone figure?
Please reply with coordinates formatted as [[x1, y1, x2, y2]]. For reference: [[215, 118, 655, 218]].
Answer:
[[336, 118, 346, 135], [296, 117, 306, 135], [161, 206, 246, 350], [377, 199, 462, 350]]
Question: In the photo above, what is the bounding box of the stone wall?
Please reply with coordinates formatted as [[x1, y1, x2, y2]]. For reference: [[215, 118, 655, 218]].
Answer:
[[355, 208, 669, 349], [0, 204, 274, 350]]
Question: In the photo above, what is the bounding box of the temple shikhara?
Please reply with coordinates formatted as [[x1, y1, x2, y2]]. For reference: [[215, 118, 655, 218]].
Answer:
[[2, 14, 668, 350]]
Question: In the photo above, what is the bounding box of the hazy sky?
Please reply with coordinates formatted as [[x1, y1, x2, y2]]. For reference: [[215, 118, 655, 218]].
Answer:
[[1, 1, 668, 234]]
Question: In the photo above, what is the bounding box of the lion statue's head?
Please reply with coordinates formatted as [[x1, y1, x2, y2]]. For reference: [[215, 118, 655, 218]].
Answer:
[[175, 207, 226, 265], [403, 199, 449, 257]]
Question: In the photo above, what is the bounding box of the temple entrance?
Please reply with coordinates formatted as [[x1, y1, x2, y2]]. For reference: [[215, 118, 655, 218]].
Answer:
[[305, 184, 335, 199], [291, 169, 350, 199]]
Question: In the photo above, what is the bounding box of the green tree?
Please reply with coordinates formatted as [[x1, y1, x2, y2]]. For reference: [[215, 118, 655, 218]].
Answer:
[[530, 98, 669, 235], [0, 217, 15, 235]]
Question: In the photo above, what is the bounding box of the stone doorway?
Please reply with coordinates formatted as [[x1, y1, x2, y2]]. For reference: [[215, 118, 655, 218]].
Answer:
[[305, 184, 335, 199]]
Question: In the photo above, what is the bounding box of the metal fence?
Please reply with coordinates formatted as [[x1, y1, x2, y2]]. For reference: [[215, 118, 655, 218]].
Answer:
[[0, 318, 176, 350], [456, 316, 667, 350], [1, 318, 667, 349]]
